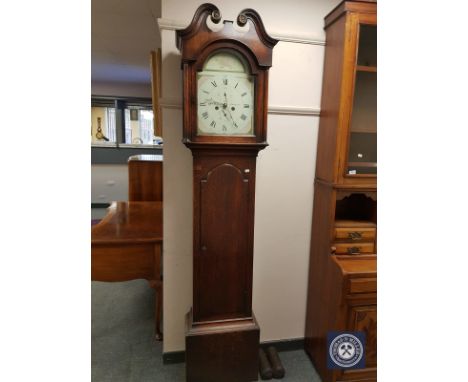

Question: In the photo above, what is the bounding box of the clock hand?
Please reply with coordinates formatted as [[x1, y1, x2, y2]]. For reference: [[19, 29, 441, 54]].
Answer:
[[211, 100, 227, 117], [208, 95, 232, 118], [223, 92, 238, 128], [220, 109, 232, 124]]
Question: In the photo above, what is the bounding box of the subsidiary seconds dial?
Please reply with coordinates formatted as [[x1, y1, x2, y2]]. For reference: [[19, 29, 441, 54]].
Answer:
[[197, 73, 254, 136]]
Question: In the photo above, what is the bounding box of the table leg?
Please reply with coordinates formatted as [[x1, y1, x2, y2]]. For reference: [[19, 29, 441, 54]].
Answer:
[[149, 280, 163, 341], [155, 282, 163, 340]]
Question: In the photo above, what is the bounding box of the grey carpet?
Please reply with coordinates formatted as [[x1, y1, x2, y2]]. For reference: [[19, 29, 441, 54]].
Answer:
[[92, 280, 321, 382]]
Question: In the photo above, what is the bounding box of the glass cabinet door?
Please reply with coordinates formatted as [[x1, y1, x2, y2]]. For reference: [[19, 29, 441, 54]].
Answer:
[[347, 24, 377, 175]]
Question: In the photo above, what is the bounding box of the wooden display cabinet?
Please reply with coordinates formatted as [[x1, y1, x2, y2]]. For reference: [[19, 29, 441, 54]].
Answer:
[[304, 1, 377, 381]]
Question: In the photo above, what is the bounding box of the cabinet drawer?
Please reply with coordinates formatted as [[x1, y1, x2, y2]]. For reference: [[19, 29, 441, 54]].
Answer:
[[334, 227, 376, 241], [349, 277, 377, 294], [333, 242, 375, 255]]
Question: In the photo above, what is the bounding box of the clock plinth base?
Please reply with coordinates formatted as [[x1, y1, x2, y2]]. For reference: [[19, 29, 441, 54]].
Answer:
[[185, 311, 260, 382]]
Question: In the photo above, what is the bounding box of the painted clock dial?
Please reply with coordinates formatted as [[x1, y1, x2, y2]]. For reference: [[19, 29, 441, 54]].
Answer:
[[197, 51, 254, 136]]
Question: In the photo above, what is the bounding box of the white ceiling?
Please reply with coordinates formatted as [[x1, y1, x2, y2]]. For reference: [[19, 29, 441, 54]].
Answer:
[[91, 0, 161, 85]]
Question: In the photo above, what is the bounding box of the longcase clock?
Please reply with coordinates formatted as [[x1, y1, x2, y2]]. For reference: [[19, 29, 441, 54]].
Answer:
[[176, 4, 277, 381]]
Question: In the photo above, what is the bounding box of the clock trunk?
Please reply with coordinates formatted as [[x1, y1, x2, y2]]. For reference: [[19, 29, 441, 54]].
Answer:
[[193, 154, 256, 323]]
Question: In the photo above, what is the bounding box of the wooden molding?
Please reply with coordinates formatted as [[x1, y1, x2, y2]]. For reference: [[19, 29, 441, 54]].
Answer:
[[269, 32, 325, 46], [268, 105, 321, 116], [159, 97, 182, 109], [160, 97, 321, 116], [158, 17, 325, 46]]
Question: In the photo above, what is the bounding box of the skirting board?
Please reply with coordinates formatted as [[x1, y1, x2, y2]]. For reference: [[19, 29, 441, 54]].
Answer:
[[162, 337, 305, 364], [91, 203, 111, 209]]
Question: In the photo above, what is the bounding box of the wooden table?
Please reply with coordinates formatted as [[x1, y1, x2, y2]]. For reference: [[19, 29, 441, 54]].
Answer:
[[91, 201, 163, 340]]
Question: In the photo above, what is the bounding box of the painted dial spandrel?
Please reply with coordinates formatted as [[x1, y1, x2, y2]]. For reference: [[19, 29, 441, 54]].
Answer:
[[197, 52, 254, 136]]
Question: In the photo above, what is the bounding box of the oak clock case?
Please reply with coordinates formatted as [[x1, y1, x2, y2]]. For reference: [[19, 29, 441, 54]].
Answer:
[[176, 4, 277, 382], [304, 1, 377, 382]]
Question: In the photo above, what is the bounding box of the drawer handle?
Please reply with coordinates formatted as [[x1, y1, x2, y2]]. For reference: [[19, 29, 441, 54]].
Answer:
[[348, 231, 363, 241], [347, 246, 361, 255]]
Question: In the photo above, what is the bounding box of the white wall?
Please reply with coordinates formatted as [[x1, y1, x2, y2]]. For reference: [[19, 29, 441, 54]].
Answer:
[[91, 164, 129, 219], [91, 164, 128, 204], [161, 0, 340, 353]]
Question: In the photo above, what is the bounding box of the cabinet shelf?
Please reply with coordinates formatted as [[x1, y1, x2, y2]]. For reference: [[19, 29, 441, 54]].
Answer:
[[357, 65, 377, 73], [348, 161, 377, 168]]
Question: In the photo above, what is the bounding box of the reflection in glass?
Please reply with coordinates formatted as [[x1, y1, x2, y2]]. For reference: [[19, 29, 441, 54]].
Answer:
[[124, 108, 154, 144], [347, 24, 377, 175], [91, 107, 116, 144], [357, 25, 377, 67]]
